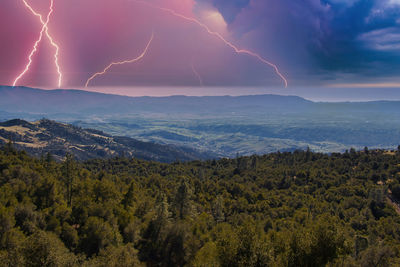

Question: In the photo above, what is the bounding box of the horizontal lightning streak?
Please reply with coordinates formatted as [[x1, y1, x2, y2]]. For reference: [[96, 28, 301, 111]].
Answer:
[[85, 31, 154, 87], [132, 0, 288, 88]]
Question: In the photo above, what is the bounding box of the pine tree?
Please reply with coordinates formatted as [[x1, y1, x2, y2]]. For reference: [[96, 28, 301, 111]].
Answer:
[[122, 182, 135, 208], [212, 195, 225, 223], [61, 153, 75, 207], [173, 179, 193, 220]]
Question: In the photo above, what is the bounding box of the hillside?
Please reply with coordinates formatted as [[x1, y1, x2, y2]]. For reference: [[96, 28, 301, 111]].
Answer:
[[0, 146, 400, 266], [1, 86, 400, 157], [0, 119, 212, 162]]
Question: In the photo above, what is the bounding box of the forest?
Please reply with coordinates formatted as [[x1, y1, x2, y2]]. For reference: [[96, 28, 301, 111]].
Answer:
[[1, 143, 400, 266]]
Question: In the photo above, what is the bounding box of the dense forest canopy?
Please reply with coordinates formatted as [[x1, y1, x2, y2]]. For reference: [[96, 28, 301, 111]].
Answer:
[[1, 144, 400, 266]]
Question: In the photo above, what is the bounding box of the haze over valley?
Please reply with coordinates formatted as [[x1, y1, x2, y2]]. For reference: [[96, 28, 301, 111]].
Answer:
[[1, 86, 400, 158]]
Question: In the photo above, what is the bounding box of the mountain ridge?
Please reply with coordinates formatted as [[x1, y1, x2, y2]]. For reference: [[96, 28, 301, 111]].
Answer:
[[0, 118, 213, 162], [1, 86, 400, 157]]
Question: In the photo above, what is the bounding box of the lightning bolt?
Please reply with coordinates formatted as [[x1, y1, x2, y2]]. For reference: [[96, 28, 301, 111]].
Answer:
[[132, 0, 288, 88], [85, 31, 154, 87], [191, 62, 203, 86], [13, 0, 62, 88]]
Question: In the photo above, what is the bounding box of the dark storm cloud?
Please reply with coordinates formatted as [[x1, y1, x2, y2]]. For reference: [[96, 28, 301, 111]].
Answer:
[[314, 0, 400, 73], [2, 0, 399, 88], [196, 0, 400, 80]]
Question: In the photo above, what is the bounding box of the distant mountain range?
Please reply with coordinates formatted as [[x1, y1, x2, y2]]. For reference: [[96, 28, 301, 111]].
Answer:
[[1, 85, 400, 157], [0, 86, 313, 117], [1, 86, 400, 118], [0, 119, 212, 162]]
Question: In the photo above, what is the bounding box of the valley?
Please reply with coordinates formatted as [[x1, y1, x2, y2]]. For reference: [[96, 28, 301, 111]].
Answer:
[[1, 86, 400, 158]]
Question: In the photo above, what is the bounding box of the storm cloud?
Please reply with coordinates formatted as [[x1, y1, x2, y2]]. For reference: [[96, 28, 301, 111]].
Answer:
[[196, 0, 400, 82], [1, 0, 399, 88]]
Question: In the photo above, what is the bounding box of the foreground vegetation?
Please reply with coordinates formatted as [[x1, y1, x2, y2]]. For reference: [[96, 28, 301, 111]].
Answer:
[[1, 144, 400, 266]]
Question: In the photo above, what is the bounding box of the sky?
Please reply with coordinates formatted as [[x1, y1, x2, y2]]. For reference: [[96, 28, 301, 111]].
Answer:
[[0, 0, 400, 94]]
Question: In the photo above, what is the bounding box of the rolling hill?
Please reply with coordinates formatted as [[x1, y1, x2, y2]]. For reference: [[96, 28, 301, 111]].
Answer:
[[1, 86, 400, 157], [0, 119, 212, 162]]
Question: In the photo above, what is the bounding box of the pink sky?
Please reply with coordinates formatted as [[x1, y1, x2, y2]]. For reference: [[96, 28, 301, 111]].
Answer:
[[0, 0, 284, 90], [2, 0, 398, 93]]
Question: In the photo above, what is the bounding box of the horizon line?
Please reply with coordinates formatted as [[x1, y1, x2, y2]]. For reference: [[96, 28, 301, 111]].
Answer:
[[2, 84, 400, 103]]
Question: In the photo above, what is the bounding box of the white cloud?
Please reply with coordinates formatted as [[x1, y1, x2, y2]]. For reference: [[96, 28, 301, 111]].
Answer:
[[389, 0, 400, 5], [358, 28, 400, 51]]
